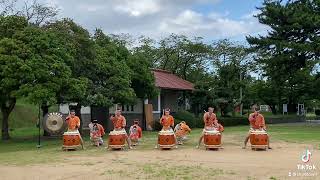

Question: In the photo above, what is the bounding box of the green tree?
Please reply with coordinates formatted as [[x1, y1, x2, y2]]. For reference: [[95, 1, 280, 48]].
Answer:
[[15, 26, 74, 107], [0, 15, 29, 139], [44, 19, 94, 126], [0, 15, 74, 139], [128, 52, 157, 100], [89, 29, 136, 106], [247, 0, 320, 112], [210, 39, 253, 116]]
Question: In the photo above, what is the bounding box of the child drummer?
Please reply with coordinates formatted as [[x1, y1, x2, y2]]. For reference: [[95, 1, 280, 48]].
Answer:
[[243, 106, 272, 149], [174, 121, 191, 145], [196, 107, 224, 148], [89, 119, 105, 146], [129, 120, 142, 146]]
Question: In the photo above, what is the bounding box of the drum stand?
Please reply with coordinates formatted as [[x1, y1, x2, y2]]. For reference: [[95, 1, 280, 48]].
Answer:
[[158, 144, 175, 149], [204, 144, 222, 150], [251, 145, 267, 151], [62, 145, 82, 151], [107, 144, 125, 151], [62, 141, 84, 151]]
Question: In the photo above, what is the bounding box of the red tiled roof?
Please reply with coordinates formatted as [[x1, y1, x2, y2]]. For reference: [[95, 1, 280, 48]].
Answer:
[[152, 69, 194, 90]]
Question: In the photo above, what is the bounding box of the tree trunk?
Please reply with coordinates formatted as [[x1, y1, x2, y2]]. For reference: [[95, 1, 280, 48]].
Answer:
[[141, 99, 146, 130], [41, 104, 50, 136], [1, 98, 16, 140], [1, 109, 10, 140], [269, 105, 277, 115]]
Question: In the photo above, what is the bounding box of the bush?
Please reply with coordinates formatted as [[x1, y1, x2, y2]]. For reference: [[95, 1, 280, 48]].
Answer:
[[194, 115, 248, 128], [219, 117, 249, 126], [315, 109, 320, 116], [173, 110, 196, 128]]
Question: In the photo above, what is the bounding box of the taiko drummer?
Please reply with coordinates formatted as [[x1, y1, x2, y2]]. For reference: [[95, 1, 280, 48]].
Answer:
[[65, 110, 84, 148], [196, 107, 224, 148], [155, 108, 178, 148], [160, 108, 175, 131], [110, 109, 133, 149], [243, 107, 272, 149]]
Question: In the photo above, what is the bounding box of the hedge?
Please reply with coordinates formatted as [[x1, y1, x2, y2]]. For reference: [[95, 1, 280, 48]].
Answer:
[[172, 110, 248, 128], [156, 110, 306, 130]]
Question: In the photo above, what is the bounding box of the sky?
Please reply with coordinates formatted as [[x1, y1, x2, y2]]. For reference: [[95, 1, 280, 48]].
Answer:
[[40, 0, 268, 43]]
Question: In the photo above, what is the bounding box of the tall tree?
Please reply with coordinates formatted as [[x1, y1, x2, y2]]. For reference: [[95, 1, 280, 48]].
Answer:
[[89, 29, 136, 106], [0, 15, 73, 139], [156, 34, 210, 81], [44, 19, 94, 125], [247, 0, 320, 112], [0, 15, 29, 139], [210, 39, 253, 116]]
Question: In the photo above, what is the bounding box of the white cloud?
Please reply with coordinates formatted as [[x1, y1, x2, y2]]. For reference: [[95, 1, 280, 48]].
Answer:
[[114, 0, 161, 17], [159, 9, 267, 40], [241, 10, 261, 20], [37, 0, 268, 41], [77, 4, 107, 12]]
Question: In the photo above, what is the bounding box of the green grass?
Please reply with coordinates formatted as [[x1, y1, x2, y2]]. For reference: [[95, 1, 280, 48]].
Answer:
[[223, 111, 300, 118], [226, 123, 320, 143], [0, 123, 319, 165]]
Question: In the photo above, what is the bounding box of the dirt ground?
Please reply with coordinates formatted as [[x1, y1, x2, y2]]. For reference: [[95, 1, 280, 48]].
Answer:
[[0, 136, 319, 180]]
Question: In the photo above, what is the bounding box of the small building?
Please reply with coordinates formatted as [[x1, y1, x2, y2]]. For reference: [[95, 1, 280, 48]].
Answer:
[[59, 69, 194, 132]]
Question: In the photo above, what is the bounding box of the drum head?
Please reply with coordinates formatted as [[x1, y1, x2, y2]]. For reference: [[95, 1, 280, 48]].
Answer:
[[251, 130, 267, 134], [109, 130, 126, 135], [64, 131, 79, 135], [159, 130, 174, 135], [204, 130, 219, 134]]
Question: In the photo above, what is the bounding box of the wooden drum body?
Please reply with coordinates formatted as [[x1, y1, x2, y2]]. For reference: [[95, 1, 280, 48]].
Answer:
[[158, 130, 175, 149], [108, 130, 126, 149], [204, 130, 221, 149], [62, 131, 81, 150], [250, 130, 268, 150]]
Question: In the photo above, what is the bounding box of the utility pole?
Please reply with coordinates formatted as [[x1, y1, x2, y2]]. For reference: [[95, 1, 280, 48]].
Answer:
[[240, 69, 243, 116]]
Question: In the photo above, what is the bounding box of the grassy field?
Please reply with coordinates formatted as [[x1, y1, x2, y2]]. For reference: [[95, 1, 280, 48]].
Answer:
[[1, 101, 319, 172], [0, 123, 319, 166]]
